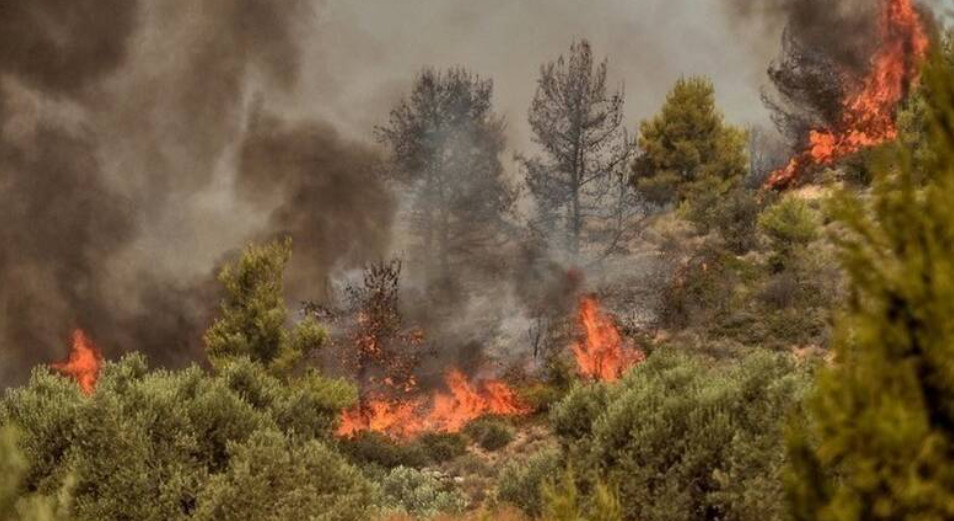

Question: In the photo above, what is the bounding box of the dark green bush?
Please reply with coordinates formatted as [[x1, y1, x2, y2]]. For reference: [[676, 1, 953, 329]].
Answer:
[[0, 355, 370, 521], [414, 432, 469, 463], [553, 349, 809, 521], [495, 449, 562, 517], [339, 431, 430, 470], [464, 417, 515, 451]]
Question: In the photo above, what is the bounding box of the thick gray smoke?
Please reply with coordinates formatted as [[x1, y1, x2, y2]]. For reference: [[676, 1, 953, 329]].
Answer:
[[5, 0, 944, 387], [236, 107, 396, 303], [0, 0, 394, 386], [727, 0, 880, 73]]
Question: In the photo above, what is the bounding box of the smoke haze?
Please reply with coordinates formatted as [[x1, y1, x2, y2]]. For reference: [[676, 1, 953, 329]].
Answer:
[[0, 0, 944, 386]]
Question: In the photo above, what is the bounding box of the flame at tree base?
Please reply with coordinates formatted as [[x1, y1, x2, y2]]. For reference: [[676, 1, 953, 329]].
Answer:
[[767, 0, 929, 190], [51, 329, 103, 395], [338, 370, 530, 440], [573, 296, 644, 382]]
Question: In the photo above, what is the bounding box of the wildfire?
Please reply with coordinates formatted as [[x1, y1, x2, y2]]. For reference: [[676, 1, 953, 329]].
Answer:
[[51, 329, 103, 395], [573, 296, 644, 382], [338, 369, 530, 440], [767, 0, 929, 190]]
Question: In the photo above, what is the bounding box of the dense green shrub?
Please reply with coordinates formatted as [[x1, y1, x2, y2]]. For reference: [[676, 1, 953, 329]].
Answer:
[[464, 417, 515, 451], [378, 466, 468, 518], [553, 349, 809, 521], [495, 449, 562, 517], [0, 426, 70, 521], [416, 432, 469, 463], [713, 187, 762, 254], [758, 195, 819, 271], [194, 431, 373, 521], [340, 431, 430, 470], [0, 355, 368, 521]]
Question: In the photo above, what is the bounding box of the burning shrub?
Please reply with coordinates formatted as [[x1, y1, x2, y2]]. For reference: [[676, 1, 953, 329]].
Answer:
[[464, 417, 515, 452], [766, 0, 929, 189]]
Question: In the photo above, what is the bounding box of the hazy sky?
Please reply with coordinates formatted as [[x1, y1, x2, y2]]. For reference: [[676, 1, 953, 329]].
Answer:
[[292, 0, 781, 151]]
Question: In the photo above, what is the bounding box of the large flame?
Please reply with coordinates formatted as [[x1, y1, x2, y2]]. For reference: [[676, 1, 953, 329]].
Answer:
[[50, 329, 103, 395], [767, 0, 929, 190], [338, 370, 530, 440], [573, 296, 644, 382]]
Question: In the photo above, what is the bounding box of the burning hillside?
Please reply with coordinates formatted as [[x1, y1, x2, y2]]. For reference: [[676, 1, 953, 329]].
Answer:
[[573, 296, 645, 382], [338, 370, 530, 439], [768, 0, 929, 189]]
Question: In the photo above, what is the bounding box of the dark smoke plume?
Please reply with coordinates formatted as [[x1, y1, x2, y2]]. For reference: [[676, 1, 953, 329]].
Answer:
[[0, 2, 141, 384], [236, 107, 397, 303], [0, 0, 392, 387], [727, 0, 881, 144]]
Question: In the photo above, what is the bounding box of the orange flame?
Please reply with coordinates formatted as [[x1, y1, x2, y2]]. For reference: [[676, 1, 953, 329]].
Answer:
[[51, 329, 103, 395], [573, 296, 644, 382], [768, 0, 929, 190], [338, 370, 530, 440]]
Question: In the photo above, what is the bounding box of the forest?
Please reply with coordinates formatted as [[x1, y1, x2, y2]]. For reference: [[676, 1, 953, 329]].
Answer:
[[2, 0, 954, 520]]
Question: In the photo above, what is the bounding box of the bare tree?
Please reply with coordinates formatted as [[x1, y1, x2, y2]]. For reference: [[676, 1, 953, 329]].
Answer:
[[521, 39, 641, 263]]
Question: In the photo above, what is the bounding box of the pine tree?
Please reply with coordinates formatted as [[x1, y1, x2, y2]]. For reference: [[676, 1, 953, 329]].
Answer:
[[786, 50, 954, 520], [633, 77, 747, 232], [204, 239, 325, 374], [377, 68, 515, 287], [522, 39, 641, 262]]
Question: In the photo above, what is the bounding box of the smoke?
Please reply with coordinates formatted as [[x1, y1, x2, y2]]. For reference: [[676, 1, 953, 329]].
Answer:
[[0, 1, 141, 384], [0, 0, 395, 386], [236, 106, 396, 303], [5, 0, 943, 387], [726, 0, 880, 73]]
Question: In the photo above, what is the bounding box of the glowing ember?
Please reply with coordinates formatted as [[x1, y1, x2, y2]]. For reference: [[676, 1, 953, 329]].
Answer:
[[573, 296, 644, 382], [337, 370, 530, 440], [50, 329, 103, 395], [768, 0, 929, 190]]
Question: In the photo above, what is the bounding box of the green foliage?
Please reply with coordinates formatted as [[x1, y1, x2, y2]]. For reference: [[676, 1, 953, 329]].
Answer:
[[541, 468, 583, 521], [549, 384, 609, 445], [340, 431, 430, 470], [0, 426, 71, 521], [786, 49, 954, 521], [634, 76, 748, 232], [758, 195, 819, 269], [713, 187, 762, 254], [554, 349, 808, 521], [204, 239, 325, 373], [495, 449, 563, 518], [464, 417, 515, 452], [193, 431, 371, 521], [417, 432, 469, 463], [0, 355, 363, 521], [378, 466, 468, 518]]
